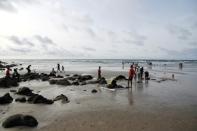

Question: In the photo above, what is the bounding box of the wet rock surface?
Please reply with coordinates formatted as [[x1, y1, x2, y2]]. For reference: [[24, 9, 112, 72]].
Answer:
[[2, 114, 38, 128], [16, 87, 34, 96], [0, 77, 19, 88], [0, 93, 13, 104], [91, 89, 98, 93], [53, 94, 69, 103], [28, 94, 53, 104], [15, 97, 26, 103]]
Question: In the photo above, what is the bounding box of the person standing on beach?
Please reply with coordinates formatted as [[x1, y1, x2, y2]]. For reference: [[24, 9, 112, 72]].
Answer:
[[57, 63, 60, 72], [5, 67, 11, 78], [98, 66, 101, 80], [62, 65, 64, 72], [12, 68, 20, 81], [26, 65, 31, 74], [128, 65, 135, 88], [140, 67, 144, 80]]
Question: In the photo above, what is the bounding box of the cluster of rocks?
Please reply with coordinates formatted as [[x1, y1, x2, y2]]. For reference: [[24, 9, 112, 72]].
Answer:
[[0, 87, 70, 105], [49, 74, 107, 86]]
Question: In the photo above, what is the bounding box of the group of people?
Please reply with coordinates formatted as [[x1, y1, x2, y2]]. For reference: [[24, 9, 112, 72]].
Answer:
[[5, 65, 32, 82], [97, 64, 150, 88], [128, 64, 150, 87], [57, 63, 64, 72], [49, 63, 65, 76], [128, 64, 149, 88]]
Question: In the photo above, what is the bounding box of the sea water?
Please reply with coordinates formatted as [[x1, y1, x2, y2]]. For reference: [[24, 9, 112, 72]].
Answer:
[[0, 59, 197, 77]]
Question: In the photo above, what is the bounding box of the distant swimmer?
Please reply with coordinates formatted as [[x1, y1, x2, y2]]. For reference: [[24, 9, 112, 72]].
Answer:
[[26, 65, 31, 74], [128, 65, 135, 88], [98, 66, 101, 80]]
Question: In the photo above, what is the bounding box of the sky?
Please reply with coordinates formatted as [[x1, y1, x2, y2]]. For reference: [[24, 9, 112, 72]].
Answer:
[[0, 0, 197, 59]]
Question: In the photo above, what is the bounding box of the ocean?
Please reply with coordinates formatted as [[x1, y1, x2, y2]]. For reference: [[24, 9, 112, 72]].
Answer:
[[1, 59, 197, 77]]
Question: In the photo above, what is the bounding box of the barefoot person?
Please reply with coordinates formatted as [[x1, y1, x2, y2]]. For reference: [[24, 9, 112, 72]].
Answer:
[[98, 66, 101, 80], [128, 65, 135, 88]]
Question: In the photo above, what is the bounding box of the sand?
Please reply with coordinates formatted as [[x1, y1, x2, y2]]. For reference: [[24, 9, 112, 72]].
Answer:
[[0, 70, 197, 131]]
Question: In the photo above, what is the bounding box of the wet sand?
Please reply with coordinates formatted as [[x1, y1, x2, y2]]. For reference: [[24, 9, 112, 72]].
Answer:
[[0, 70, 197, 131]]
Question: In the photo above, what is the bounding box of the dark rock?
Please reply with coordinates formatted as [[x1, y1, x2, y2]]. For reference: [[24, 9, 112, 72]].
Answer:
[[15, 97, 26, 103], [78, 75, 93, 81], [67, 77, 76, 81], [72, 81, 79, 85], [56, 75, 63, 78], [113, 75, 127, 81], [0, 77, 19, 88], [16, 87, 34, 96], [80, 81, 86, 85], [56, 79, 71, 86], [21, 73, 40, 81], [107, 80, 117, 89], [28, 94, 53, 104], [49, 79, 57, 84], [2, 114, 38, 128], [91, 89, 98, 93], [40, 73, 50, 81], [99, 77, 107, 84], [49, 78, 71, 86], [53, 94, 69, 103], [86, 80, 99, 84], [10, 89, 17, 93], [0, 93, 13, 104], [19, 67, 24, 71]]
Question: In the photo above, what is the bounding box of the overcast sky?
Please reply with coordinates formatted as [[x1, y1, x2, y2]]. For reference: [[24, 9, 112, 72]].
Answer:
[[0, 0, 197, 59]]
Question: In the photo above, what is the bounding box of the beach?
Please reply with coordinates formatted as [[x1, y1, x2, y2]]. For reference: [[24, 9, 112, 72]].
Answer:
[[0, 59, 197, 131]]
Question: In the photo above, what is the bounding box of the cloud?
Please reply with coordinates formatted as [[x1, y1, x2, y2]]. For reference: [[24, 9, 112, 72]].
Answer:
[[167, 25, 192, 40], [34, 35, 55, 44], [9, 36, 34, 46], [0, 0, 17, 12], [82, 46, 96, 52], [159, 47, 197, 59], [189, 41, 197, 46], [110, 31, 147, 46], [9, 47, 32, 54]]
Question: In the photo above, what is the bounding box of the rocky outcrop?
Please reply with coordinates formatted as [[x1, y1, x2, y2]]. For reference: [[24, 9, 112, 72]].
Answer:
[[53, 94, 69, 103], [16, 87, 34, 96], [99, 77, 107, 84], [113, 75, 127, 81], [28, 94, 53, 104], [2, 114, 38, 128], [0, 77, 19, 88], [91, 89, 98, 93], [15, 97, 26, 103], [49, 78, 71, 86], [20, 73, 41, 81], [0, 93, 13, 104]]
